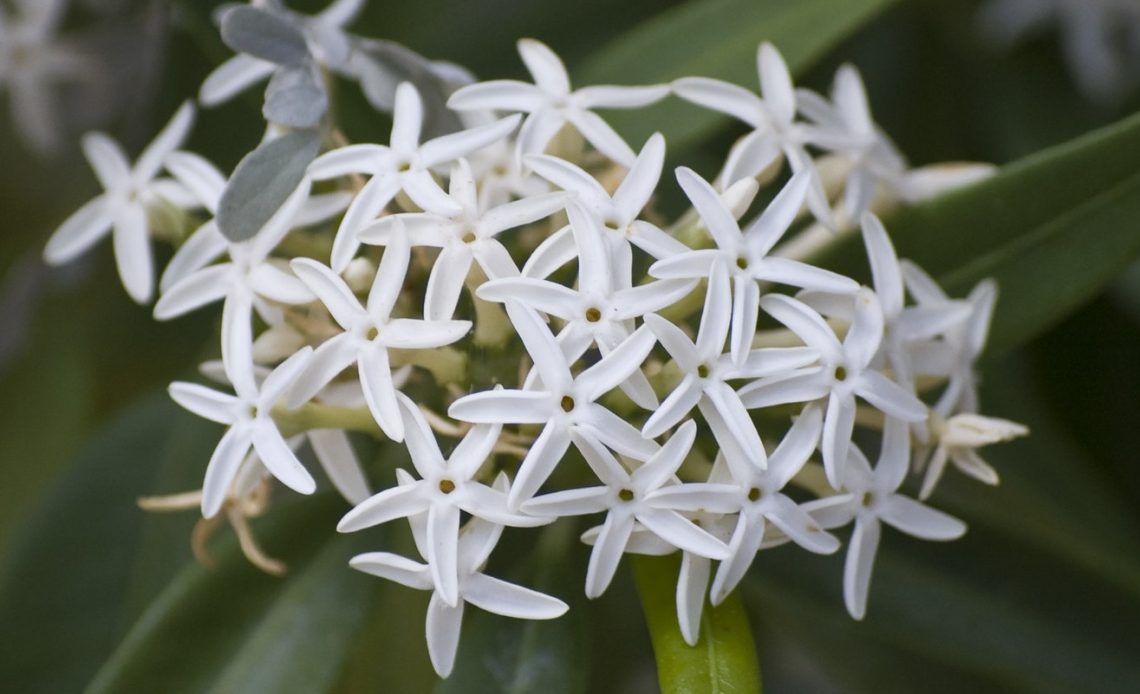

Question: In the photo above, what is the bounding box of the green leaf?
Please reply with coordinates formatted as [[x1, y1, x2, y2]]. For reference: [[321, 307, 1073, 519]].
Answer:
[[634, 554, 761, 694], [578, 0, 898, 149], [824, 110, 1140, 356], [437, 524, 588, 694], [0, 396, 178, 694], [85, 495, 374, 694]]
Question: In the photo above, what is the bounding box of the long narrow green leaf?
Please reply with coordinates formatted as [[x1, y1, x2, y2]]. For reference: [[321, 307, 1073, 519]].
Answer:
[[634, 554, 761, 694], [577, 0, 898, 149], [85, 496, 374, 694]]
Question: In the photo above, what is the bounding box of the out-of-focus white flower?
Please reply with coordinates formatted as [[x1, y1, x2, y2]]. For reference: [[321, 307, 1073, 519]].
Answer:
[[169, 347, 318, 518], [524, 421, 731, 598], [308, 82, 520, 271], [43, 102, 196, 303], [0, 0, 88, 152], [350, 484, 568, 677], [288, 228, 471, 441], [919, 412, 1028, 500], [805, 418, 966, 619], [979, 0, 1140, 103], [357, 158, 567, 320], [447, 38, 668, 166], [449, 302, 657, 509]]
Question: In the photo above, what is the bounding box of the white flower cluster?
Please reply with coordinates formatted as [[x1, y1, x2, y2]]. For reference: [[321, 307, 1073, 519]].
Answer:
[[43, 6, 1027, 678]]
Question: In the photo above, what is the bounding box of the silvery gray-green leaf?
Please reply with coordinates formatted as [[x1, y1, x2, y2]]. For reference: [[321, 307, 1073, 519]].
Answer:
[[354, 38, 464, 139], [263, 66, 328, 129], [220, 6, 309, 67], [217, 130, 321, 243]]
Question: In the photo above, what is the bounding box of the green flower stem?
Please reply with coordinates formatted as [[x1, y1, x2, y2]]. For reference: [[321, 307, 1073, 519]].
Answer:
[[273, 402, 384, 439], [633, 554, 762, 694], [467, 266, 515, 349], [389, 347, 467, 385]]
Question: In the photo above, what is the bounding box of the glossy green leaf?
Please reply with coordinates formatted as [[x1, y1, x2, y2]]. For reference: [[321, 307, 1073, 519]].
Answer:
[[437, 524, 588, 694], [0, 396, 178, 694], [823, 110, 1140, 356], [634, 554, 761, 694], [578, 0, 898, 149], [86, 495, 374, 694]]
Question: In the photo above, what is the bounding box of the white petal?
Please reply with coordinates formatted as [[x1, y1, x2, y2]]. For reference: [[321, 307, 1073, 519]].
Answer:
[[419, 114, 521, 169], [855, 370, 927, 422], [199, 54, 276, 106], [757, 43, 795, 125], [710, 513, 765, 604], [628, 220, 690, 261], [677, 551, 710, 646], [843, 518, 881, 620], [43, 196, 114, 265], [518, 38, 570, 96], [221, 287, 257, 401], [168, 382, 241, 425], [463, 573, 568, 619], [338, 482, 430, 532], [251, 421, 316, 494], [160, 221, 228, 292], [290, 258, 367, 329], [258, 345, 314, 408], [248, 263, 313, 305], [643, 313, 700, 372], [524, 153, 611, 210], [329, 174, 400, 272], [522, 486, 612, 517], [744, 169, 810, 258], [760, 294, 842, 362], [359, 343, 403, 441], [447, 80, 547, 112], [516, 108, 567, 161], [611, 279, 698, 321], [584, 511, 635, 598], [572, 84, 670, 109], [478, 278, 581, 319], [879, 495, 966, 540], [822, 391, 856, 488], [367, 223, 410, 323], [766, 494, 839, 554], [672, 77, 765, 127], [135, 101, 195, 184], [350, 551, 433, 589], [309, 144, 391, 180], [201, 424, 253, 518], [675, 167, 743, 253], [504, 301, 572, 393], [163, 151, 226, 213], [427, 503, 462, 606], [730, 277, 760, 366], [288, 335, 358, 407], [390, 82, 425, 153], [382, 319, 471, 349], [82, 132, 131, 191], [768, 402, 822, 487], [577, 325, 656, 402], [755, 257, 859, 294], [479, 191, 567, 236], [695, 261, 732, 361], [737, 370, 829, 409], [307, 428, 370, 504], [425, 593, 464, 678], [154, 265, 232, 319], [509, 423, 572, 509], [566, 108, 636, 166], [449, 389, 553, 425], [642, 375, 702, 440], [522, 224, 576, 279], [638, 508, 728, 559], [397, 393, 447, 478], [112, 204, 154, 304], [450, 421, 503, 481], [580, 406, 659, 462]]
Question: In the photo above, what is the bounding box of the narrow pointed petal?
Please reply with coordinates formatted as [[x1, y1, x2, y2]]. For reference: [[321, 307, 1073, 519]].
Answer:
[[573, 84, 670, 109], [757, 257, 859, 295], [258, 344, 314, 408], [525, 154, 610, 210], [480, 191, 567, 236], [164, 151, 225, 212], [643, 375, 702, 440], [701, 382, 763, 459], [585, 511, 636, 598], [112, 204, 153, 303], [135, 101, 195, 183], [368, 225, 410, 323], [390, 82, 425, 153], [879, 495, 966, 540], [427, 503, 461, 606], [397, 394, 447, 478], [248, 263, 313, 304], [504, 301, 572, 392], [449, 390, 553, 425], [360, 344, 403, 441], [516, 108, 566, 161], [154, 265, 232, 319], [577, 325, 656, 402], [287, 335, 358, 407], [43, 196, 114, 265], [464, 573, 568, 619], [350, 551, 433, 588], [383, 319, 471, 349], [844, 519, 881, 620], [522, 486, 612, 517], [746, 169, 810, 257], [675, 167, 743, 252], [629, 220, 690, 260], [420, 114, 521, 168], [201, 424, 253, 518], [477, 278, 581, 319], [611, 279, 697, 321], [569, 428, 631, 488], [860, 213, 904, 317], [639, 508, 728, 559], [822, 392, 856, 488], [648, 249, 722, 281], [160, 222, 227, 292], [308, 144, 390, 180], [169, 382, 241, 424], [637, 420, 698, 490], [447, 80, 546, 112], [450, 422, 503, 480], [339, 482, 431, 532], [736, 346, 820, 379], [425, 594, 464, 678], [308, 428, 370, 504], [510, 423, 572, 509], [672, 77, 764, 127], [566, 109, 637, 167], [199, 54, 275, 106], [696, 261, 731, 360], [518, 38, 570, 95], [582, 406, 659, 461], [522, 224, 576, 278], [758, 43, 795, 124], [677, 551, 710, 645], [768, 402, 822, 487], [251, 422, 316, 494], [737, 370, 829, 409], [855, 370, 927, 422], [845, 288, 885, 369], [767, 494, 840, 554], [646, 483, 740, 514], [710, 513, 764, 604], [330, 174, 400, 272], [760, 293, 843, 361], [221, 287, 257, 401], [82, 132, 131, 190], [290, 258, 367, 329], [730, 277, 760, 366]]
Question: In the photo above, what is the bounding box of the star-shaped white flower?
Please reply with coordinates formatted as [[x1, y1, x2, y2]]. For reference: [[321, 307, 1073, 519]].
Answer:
[[522, 133, 690, 282], [199, 0, 365, 106], [288, 228, 472, 441], [478, 199, 693, 409], [643, 261, 818, 452], [672, 42, 831, 222], [447, 38, 668, 166], [699, 403, 839, 604], [449, 301, 658, 509], [349, 491, 568, 677], [357, 157, 567, 320], [308, 82, 521, 271], [155, 175, 321, 398], [805, 417, 966, 619], [523, 421, 731, 598], [43, 101, 196, 303], [339, 392, 544, 605], [168, 346, 318, 518], [651, 167, 858, 364], [738, 291, 927, 487]]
